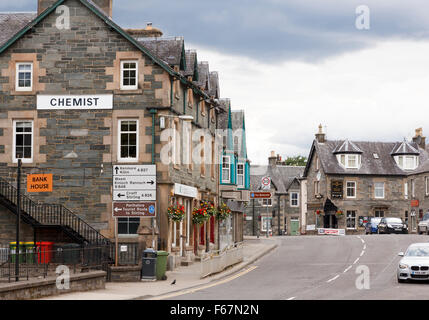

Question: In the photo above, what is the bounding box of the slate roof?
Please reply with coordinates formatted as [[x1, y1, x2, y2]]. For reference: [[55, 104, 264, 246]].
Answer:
[[217, 99, 230, 130], [332, 139, 362, 154], [391, 140, 420, 155], [139, 38, 184, 67], [250, 165, 304, 194], [195, 62, 210, 89], [231, 110, 247, 158], [0, 13, 36, 47], [209, 71, 220, 98], [308, 139, 429, 176], [182, 50, 197, 77]]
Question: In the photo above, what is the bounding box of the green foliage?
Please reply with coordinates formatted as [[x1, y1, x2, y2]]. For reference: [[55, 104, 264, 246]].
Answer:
[[284, 156, 307, 166]]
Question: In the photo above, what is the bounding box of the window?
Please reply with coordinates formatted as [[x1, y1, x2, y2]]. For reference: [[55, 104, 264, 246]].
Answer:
[[13, 120, 33, 163], [337, 154, 361, 169], [200, 135, 205, 176], [346, 181, 356, 198], [375, 210, 385, 218], [404, 182, 408, 199], [237, 163, 245, 188], [16, 63, 33, 91], [261, 198, 272, 207], [395, 155, 418, 170], [118, 120, 138, 162], [120, 61, 138, 90], [411, 179, 415, 198], [172, 121, 181, 166], [426, 177, 429, 196], [346, 210, 356, 229], [201, 100, 206, 115], [211, 139, 215, 178], [222, 156, 230, 183], [290, 192, 299, 207], [316, 156, 320, 171], [183, 123, 192, 169], [314, 181, 320, 196], [118, 217, 140, 235], [374, 182, 385, 199]]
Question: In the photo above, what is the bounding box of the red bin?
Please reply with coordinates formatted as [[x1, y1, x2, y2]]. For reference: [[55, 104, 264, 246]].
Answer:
[[36, 242, 54, 264]]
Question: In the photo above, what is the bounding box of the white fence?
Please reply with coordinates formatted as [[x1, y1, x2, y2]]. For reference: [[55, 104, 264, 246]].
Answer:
[[200, 242, 244, 278]]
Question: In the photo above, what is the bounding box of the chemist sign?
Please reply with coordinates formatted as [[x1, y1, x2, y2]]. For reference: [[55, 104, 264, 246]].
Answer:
[[27, 174, 53, 193], [37, 95, 113, 110]]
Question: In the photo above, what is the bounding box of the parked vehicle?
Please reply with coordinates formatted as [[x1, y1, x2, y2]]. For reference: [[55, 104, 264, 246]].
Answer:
[[365, 217, 382, 234], [397, 243, 429, 283], [378, 217, 408, 234], [417, 213, 429, 235]]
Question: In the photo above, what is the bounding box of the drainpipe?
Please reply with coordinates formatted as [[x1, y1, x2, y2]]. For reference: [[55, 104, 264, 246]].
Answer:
[[278, 194, 281, 236]]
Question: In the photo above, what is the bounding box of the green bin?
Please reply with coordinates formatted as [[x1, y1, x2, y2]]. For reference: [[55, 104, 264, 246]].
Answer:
[[24, 242, 35, 264], [156, 251, 169, 280], [9, 242, 25, 263]]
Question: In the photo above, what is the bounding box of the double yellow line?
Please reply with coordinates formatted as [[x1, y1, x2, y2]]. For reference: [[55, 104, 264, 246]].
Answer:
[[149, 266, 258, 300]]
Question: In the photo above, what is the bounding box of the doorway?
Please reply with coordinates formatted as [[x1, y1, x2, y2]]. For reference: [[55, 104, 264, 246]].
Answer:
[[323, 214, 338, 229]]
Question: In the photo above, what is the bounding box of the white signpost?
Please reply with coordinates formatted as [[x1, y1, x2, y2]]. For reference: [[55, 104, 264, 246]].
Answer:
[[113, 165, 157, 201]]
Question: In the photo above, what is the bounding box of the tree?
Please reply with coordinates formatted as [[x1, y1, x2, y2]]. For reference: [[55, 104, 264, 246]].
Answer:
[[284, 156, 307, 166]]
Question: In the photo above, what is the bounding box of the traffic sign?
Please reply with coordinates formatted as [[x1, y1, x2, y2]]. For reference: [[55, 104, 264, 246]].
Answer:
[[261, 176, 271, 190], [113, 190, 156, 201], [113, 165, 156, 176], [250, 192, 272, 199], [113, 175, 156, 190], [113, 202, 156, 217], [27, 174, 53, 193]]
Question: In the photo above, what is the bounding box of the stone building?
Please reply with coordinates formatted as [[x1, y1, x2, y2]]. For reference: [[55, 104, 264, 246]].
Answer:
[[0, 0, 230, 268], [302, 125, 429, 235], [218, 101, 250, 248], [244, 152, 304, 236]]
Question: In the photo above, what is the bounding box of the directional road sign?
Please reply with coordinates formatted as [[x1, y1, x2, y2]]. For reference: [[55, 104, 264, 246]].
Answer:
[[112, 202, 156, 217], [250, 192, 272, 199], [112, 165, 156, 201]]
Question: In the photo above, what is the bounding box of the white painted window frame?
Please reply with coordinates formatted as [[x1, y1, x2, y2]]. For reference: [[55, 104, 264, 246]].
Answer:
[[337, 154, 361, 169], [237, 162, 245, 188], [16, 62, 33, 92], [222, 155, 230, 183], [346, 181, 357, 198], [120, 60, 138, 90], [118, 119, 139, 163], [346, 210, 357, 230], [290, 192, 299, 207], [374, 182, 385, 199], [13, 120, 34, 164]]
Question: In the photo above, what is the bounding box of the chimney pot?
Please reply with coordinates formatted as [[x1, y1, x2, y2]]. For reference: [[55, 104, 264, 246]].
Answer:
[[315, 124, 326, 143]]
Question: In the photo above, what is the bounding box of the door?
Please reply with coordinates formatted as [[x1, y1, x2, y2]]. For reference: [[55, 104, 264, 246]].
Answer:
[[290, 220, 300, 236]]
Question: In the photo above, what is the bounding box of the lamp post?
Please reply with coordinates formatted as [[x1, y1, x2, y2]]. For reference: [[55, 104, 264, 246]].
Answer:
[[15, 158, 22, 282]]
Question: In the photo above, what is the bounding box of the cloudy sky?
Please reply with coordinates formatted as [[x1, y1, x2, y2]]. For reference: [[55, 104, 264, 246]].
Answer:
[[3, 0, 429, 164]]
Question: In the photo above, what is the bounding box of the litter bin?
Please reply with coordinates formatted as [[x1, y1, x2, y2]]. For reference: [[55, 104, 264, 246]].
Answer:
[[9, 242, 25, 263], [63, 243, 81, 264], [156, 251, 169, 280], [36, 242, 54, 264], [141, 249, 157, 280], [24, 242, 35, 264]]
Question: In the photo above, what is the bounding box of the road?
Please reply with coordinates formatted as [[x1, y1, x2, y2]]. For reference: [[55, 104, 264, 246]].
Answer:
[[162, 234, 429, 300]]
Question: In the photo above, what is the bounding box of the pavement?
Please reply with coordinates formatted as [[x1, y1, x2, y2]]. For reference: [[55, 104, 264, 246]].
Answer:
[[40, 236, 278, 300], [170, 234, 429, 300]]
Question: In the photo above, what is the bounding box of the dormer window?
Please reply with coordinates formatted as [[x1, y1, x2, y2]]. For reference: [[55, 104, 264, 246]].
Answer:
[[333, 140, 363, 169], [394, 155, 418, 170], [337, 154, 361, 169], [391, 140, 420, 171]]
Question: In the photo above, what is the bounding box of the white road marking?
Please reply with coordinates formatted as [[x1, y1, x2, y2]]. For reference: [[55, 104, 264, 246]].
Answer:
[[344, 266, 352, 273], [363, 244, 367, 250], [353, 257, 360, 264], [360, 250, 365, 257], [327, 275, 340, 283], [360, 238, 365, 244], [287, 297, 296, 300]]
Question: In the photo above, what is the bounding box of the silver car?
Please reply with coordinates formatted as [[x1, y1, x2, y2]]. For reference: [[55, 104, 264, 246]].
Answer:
[[397, 243, 429, 283]]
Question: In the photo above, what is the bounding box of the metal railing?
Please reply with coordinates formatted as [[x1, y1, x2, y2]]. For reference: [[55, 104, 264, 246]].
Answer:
[[200, 242, 244, 278], [0, 244, 111, 282], [110, 242, 141, 266], [0, 177, 110, 246]]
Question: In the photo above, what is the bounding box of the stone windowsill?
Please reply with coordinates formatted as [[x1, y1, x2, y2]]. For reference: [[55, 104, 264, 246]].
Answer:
[[114, 89, 143, 95]]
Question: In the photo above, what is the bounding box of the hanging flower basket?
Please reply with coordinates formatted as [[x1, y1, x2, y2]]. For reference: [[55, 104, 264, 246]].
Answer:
[[201, 201, 218, 217], [217, 202, 232, 221], [167, 205, 185, 222], [316, 210, 322, 215], [192, 207, 210, 225], [336, 210, 344, 217]]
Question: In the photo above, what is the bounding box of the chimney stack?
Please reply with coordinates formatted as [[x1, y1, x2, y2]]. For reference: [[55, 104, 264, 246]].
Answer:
[[38, 0, 113, 18], [412, 127, 426, 149], [315, 124, 326, 143], [268, 151, 277, 167]]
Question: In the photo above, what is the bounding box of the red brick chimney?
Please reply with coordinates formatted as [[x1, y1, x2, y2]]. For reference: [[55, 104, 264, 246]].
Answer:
[[38, 0, 113, 18]]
